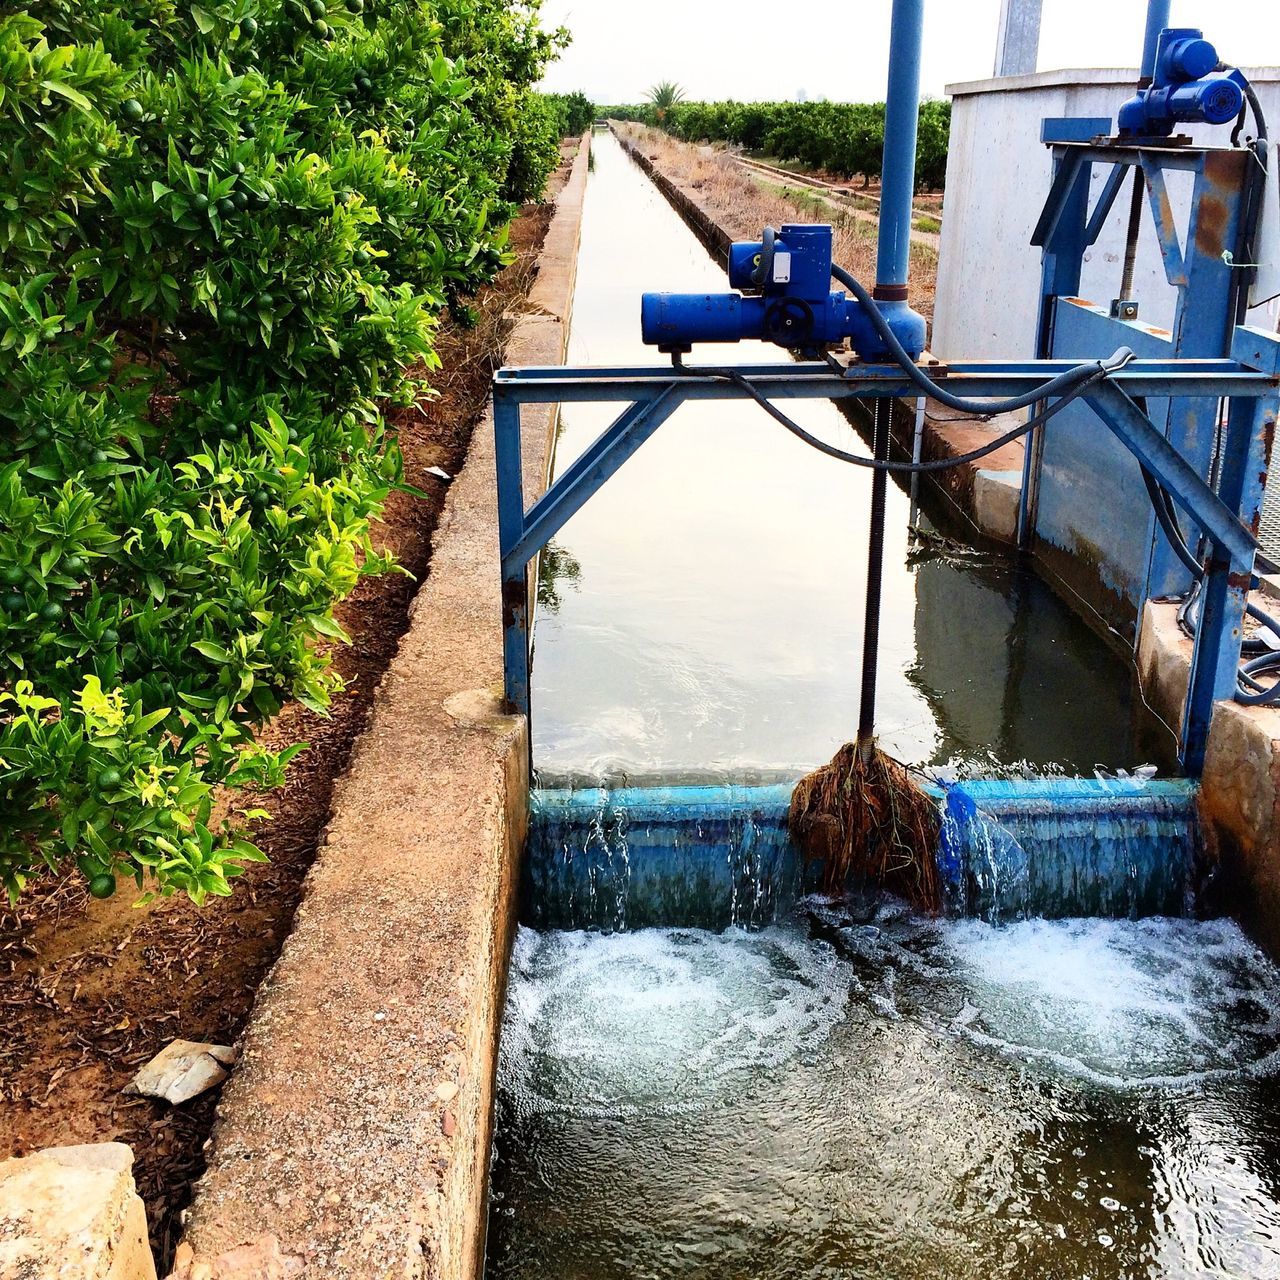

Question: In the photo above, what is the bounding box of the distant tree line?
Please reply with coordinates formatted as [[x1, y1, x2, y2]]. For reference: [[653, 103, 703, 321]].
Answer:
[[543, 91, 595, 138], [601, 99, 952, 191]]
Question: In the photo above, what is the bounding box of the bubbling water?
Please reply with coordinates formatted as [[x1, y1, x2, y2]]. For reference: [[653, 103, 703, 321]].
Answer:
[[500, 924, 852, 1118], [820, 908, 1280, 1087], [489, 915, 1280, 1280]]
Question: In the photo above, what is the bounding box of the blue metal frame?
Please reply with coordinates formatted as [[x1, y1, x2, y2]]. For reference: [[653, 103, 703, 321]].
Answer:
[[1023, 133, 1258, 691], [494, 352, 1278, 772]]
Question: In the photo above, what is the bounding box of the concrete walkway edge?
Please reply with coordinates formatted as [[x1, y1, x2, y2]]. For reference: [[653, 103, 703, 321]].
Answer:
[[169, 131, 591, 1280]]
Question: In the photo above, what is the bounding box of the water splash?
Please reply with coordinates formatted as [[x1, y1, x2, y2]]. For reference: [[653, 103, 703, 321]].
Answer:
[[499, 923, 851, 1118], [812, 904, 1280, 1088]]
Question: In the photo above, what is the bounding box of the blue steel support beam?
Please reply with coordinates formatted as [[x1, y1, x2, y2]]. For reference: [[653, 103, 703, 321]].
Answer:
[[493, 391, 531, 716], [1081, 380, 1256, 568], [1084, 162, 1131, 246], [494, 362, 1274, 403], [1182, 361, 1280, 770], [494, 355, 1277, 762], [875, 0, 925, 296], [1142, 160, 1188, 287], [1024, 120, 1110, 546], [503, 388, 683, 574]]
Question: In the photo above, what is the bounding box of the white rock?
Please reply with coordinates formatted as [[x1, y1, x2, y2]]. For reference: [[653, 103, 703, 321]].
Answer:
[[0, 1142, 157, 1279], [127, 1040, 238, 1105]]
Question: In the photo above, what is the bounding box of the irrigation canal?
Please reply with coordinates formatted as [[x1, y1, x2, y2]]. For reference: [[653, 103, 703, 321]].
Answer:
[[527, 130, 1173, 786], [484, 128, 1280, 1280]]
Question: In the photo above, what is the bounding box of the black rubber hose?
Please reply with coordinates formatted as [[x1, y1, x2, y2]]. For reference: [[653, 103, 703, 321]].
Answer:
[[1141, 465, 1204, 579], [1244, 79, 1269, 145], [829, 262, 1136, 413]]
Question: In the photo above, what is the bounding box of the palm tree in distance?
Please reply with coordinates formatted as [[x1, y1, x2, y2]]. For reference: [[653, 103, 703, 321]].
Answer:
[[647, 80, 686, 123]]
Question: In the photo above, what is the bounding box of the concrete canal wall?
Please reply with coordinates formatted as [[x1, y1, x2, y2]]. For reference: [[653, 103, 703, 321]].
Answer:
[[168, 133, 590, 1280]]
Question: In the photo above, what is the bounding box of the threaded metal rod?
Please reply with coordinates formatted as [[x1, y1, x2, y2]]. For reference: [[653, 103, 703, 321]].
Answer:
[[1120, 166, 1144, 302]]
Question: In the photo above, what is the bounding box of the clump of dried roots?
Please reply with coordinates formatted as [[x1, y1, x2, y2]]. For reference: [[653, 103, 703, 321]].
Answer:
[[789, 741, 942, 912]]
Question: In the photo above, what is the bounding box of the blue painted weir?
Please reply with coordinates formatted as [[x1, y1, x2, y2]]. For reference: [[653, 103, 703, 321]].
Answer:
[[525, 777, 1200, 931]]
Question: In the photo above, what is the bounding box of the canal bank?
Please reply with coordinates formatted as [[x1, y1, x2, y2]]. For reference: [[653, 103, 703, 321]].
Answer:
[[168, 134, 591, 1280]]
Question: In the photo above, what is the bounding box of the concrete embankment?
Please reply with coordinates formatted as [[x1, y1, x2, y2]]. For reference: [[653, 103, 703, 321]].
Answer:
[[167, 132, 590, 1280], [613, 125, 1023, 546]]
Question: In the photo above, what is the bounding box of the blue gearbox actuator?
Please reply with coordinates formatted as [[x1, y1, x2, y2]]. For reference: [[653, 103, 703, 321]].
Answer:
[[640, 223, 925, 360], [1118, 28, 1246, 138]]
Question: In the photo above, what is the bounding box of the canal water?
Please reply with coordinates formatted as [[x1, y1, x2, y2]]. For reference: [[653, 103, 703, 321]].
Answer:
[[485, 129, 1280, 1279]]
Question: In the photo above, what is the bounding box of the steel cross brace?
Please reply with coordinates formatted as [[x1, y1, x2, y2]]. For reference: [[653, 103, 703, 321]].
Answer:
[[493, 356, 1276, 770]]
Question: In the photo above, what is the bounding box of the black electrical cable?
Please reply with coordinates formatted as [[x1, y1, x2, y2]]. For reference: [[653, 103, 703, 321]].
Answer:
[[672, 360, 1109, 473], [1244, 79, 1269, 146], [829, 262, 1137, 413], [1153, 451, 1280, 702], [1141, 465, 1204, 580]]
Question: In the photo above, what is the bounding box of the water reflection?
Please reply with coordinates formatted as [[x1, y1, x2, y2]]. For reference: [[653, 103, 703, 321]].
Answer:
[[486, 917, 1280, 1280]]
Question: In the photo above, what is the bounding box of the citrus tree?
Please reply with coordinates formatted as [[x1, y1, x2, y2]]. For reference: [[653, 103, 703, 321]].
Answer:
[[0, 0, 566, 904]]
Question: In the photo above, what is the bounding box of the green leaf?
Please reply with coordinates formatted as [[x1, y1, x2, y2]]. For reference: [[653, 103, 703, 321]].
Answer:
[[191, 640, 231, 663], [40, 80, 92, 112]]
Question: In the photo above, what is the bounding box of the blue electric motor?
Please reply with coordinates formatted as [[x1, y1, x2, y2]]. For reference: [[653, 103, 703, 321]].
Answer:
[[640, 223, 925, 360], [1118, 28, 1246, 138]]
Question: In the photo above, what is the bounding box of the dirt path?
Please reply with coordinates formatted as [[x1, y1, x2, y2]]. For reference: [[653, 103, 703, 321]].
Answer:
[[0, 141, 576, 1270], [614, 122, 937, 320], [734, 155, 942, 250]]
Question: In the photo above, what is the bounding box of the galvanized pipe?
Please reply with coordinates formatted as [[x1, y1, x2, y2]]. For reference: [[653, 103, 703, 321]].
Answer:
[[1140, 0, 1172, 83], [874, 0, 926, 300]]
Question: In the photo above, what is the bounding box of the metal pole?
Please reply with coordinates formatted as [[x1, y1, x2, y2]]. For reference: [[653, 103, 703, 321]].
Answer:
[[875, 0, 926, 302], [1140, 0, 1171, 84], [993, 0, 1042, 78], [493, 392, 531, 719], [857, 400, 890, 759]]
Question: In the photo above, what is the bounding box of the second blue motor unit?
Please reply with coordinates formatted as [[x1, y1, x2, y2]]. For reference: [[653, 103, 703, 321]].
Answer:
[[1117, 28, 1246, 137], [640, 223, 924, 360]]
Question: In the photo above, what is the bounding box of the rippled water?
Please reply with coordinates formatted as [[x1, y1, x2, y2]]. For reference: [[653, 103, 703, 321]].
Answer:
[[487, 916, 1280, 1280]]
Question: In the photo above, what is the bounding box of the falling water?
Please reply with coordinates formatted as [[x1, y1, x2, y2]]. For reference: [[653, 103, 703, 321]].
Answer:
[[524, 777, 1200, 930]]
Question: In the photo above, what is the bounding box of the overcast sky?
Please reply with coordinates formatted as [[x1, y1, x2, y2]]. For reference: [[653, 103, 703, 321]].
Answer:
[[536, 1, 1280, 104]]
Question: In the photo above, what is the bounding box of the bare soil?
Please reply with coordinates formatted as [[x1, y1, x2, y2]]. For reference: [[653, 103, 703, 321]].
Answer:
[[0, 142, 575, 1270], [616, 124, 937, 321]]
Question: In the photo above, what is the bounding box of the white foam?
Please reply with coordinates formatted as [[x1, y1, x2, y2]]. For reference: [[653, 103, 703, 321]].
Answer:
[[499, 924, 850, 1117], [939, 916, 1280, 1087]]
